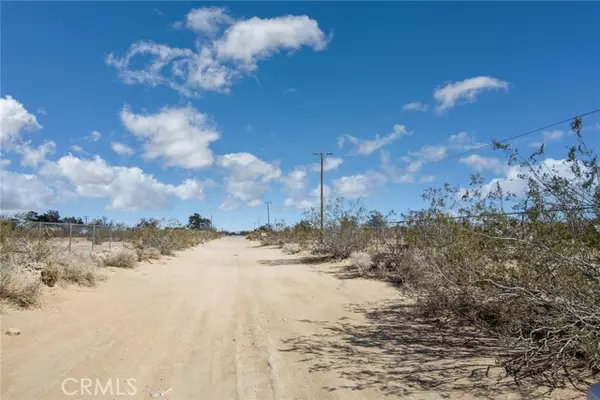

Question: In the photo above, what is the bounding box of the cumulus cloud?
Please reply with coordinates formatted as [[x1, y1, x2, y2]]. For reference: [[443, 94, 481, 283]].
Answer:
[[0, 96, 41, 147], [17, 140, 56, 168], [219, 196, 239, 211], [474, 158, 580, 199], [107, 9, 329, 96], [332, 171, 386, 198], [215, 15, 328, 68], [177, 7, 233, 34], [40, 154, 208, 211], [345, 124, 409, 155], [434, 76, 509, 112], [120, 105, 220, 169], [310, 156, 343, 172], [459, 154, 507, 174], [402, 102, 428, 112], [111, 142, 135, 156], [217, 152, 281, 205], [0, 170, 54, 212], [87, 130, 102, 142], [70, 145, 85, 153], [283, 167, 307, 190]]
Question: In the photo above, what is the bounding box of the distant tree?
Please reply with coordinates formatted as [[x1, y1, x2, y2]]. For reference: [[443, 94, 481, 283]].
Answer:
[[187, 213, 212, 230], [365, 210, 386, 229], [24, 211, 40, 221], [136, 218, 160, 228], [62, 216, 84, 224], [37, 209, 61, 223], [90, 216, 109, 226]]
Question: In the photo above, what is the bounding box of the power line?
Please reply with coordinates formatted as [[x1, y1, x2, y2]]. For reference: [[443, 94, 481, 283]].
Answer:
[[424, 107, 600, 167]]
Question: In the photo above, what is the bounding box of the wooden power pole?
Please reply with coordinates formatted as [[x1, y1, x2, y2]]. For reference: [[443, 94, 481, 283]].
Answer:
[[265, 201, 272, 228], [312, 152, 334, 232]]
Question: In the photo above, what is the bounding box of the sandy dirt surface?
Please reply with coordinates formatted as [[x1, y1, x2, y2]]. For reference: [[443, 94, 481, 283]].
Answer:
[[0, 237, 579, 399]]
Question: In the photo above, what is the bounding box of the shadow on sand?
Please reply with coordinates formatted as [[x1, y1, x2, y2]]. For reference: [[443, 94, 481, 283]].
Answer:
[[257, 255, 336, 266], [278, 300, 560, 399]]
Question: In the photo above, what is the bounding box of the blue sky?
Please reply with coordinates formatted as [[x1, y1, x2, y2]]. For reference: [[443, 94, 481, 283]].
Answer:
[[1, 2, 599, 230]]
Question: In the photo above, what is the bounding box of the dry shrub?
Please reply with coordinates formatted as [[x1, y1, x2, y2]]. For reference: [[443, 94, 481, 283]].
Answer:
[[396, 119, 600, 389], [101, 249, 137, 268], [41, 264, 60, 287], [0, 263, 42, 307], [48, 253, 97, 287], [349, 251, 373, 272], [282, 242, 301, 254], [127, 227, 219, 256]]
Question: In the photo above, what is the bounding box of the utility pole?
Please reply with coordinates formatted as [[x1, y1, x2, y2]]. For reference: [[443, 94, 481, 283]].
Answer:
[[265, 201, 272, 228], [312, 152, 334, 232]]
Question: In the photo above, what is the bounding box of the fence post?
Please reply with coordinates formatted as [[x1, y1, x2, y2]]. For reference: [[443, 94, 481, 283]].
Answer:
[[69, 224, 73, 253], [92, 225, 96, 251]]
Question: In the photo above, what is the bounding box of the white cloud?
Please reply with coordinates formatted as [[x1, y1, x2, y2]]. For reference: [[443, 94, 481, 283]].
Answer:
[[337, 136, 346, 149], [0, 170, 54, 212], [111, 142, 135, 156], [120, 105, 220, 169], [410, 145, 447, 162], [283, 88, 297, 95], [475, 158, 578, 198], [217, 152, 281, 205], [332, 171, 386, 199], [447, 131, 485, 151], [459, 154, 507, 174], [37, 107, 48, 116], [107, 11, 329, 97], [541, 130, 569, 142], [283, 183, 331, 210], [434, 76, 509, 112], [346, 124, 409, 155], [0, 96, 41, 147], [215, 15, 328, 68], [219, 196, 239, 211], [181, 7, 233, 34], [42, 154, 208, 211], [87, 130, 102, 142], [283, 198, 314, 209], [283, 167, 307, 190], [402, 102, 428, 112], [17, 140, 56, 168], [419, 175, 435, 184], [70, 145, 85, 153], [310, 156, 343, 172], [0, 159, 10, 167]]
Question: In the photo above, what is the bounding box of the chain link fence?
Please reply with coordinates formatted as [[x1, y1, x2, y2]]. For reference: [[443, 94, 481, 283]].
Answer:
[[2, 220, 134, 255]]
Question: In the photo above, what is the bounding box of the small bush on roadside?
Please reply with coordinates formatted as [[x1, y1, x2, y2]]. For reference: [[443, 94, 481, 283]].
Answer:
[[282, 242, 301, 254], [0, 263, 42, 307], [101, 249, 137, 268], [41, 264, 61, 287], [349, 251, 372, 272]]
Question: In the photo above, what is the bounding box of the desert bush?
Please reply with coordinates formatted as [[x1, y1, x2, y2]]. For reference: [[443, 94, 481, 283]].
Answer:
[[0, 263, 42, 307], [41, 264, 61, 287], [396, 118, 600, 388], [127, 226, 219, 255], [101, 249, 137, 268], [349, 251, 372, 272], [282, 242, 301, 254], [307, 198, 370, 259], [48, 253, 98, 287]]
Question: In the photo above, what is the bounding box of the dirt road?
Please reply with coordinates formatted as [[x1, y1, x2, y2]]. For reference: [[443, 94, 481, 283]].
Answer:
[[0, 237, 574, 399]]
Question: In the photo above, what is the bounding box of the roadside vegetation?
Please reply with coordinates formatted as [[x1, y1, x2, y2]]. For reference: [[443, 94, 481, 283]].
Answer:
[[248, 117, 599, 391], [0, 215, 220, 308]]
